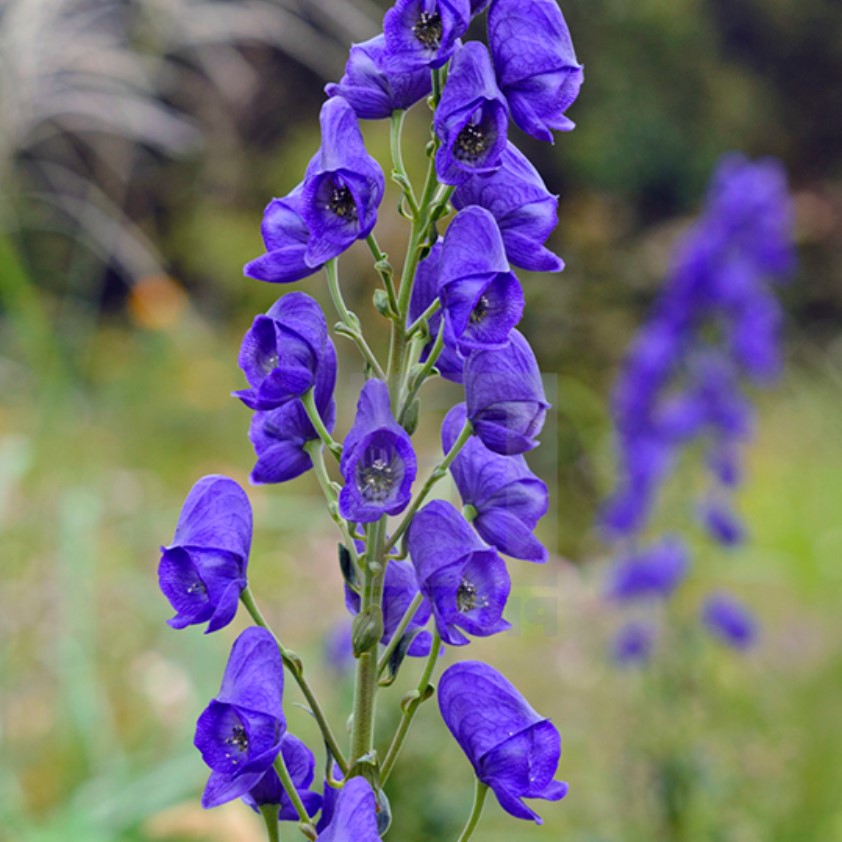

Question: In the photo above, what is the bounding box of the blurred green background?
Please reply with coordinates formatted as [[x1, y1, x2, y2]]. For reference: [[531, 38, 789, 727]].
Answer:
[[2, 0, 841, 840]]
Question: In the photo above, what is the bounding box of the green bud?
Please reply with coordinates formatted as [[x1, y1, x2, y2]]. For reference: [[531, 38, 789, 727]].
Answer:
[[373, 288, 393, 318], [400, 398, 421, 435], [352, 605, 383, 656]]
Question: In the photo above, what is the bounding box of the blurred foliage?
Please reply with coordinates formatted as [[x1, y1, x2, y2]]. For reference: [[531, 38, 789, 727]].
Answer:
[[2, 0, 842, 840]]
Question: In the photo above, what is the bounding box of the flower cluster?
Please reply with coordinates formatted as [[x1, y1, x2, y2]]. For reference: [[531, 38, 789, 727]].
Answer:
[[601, 154, 794, 662], [158, 0, 581, 837]]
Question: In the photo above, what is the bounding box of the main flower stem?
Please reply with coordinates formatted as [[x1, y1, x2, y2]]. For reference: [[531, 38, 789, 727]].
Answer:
[[455, 779, 490, 842], [385, 418, 474, 553], [380, 628, 442, 784], [350, 518, 387, 770], [272, 752, 317, 839], [325, 259, 386, 380], [240, 587, 349, 775]]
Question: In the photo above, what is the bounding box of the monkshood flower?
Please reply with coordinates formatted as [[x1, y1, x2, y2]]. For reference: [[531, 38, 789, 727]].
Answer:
[[439, 207, 524, 351], [434, 42, 508, 186], [606, 538, 689, 603], [442, 403, 548, 562], [700, 497, 745, 547], [702, 592, 757, 650], [158, 475, 252, 633], [438, 661, 568, 823], [612, 621, 655, 667], [345, 559, 433, 656], [301, 97, 385, 266], [464, 329, 549, 454], [339, 379, 417, 522], [453, 142, 564, 272], [242, 733, 322, 821], [244, 186, 316, 284], [235, 292, 333, 411], [316, 777, 382, 841], [408, 500, 511, 646], [194, 628, 286, 808], [249, 335, 337, 484], [326, 35, 432, 119], [383, 0, 470, 71], [407, 242, 466, 384], [488, 0, 584, 142]]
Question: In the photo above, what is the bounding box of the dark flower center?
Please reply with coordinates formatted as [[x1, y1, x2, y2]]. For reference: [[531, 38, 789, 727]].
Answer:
[[328, 185, 358, 220], [470, 294, 490, 324], [413, 11, 442, 49], [186, 580, 207, 596], [226, 724, 249, 753], [457, 578, 485, 612], [356, 454, 396, 502], [455, 123, 490, 162]]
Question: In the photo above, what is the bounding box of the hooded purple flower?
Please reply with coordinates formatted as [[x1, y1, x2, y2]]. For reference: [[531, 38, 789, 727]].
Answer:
[[242, 733, 322, 821], [158, 475, 251, 633], [434, 42, 508, 185], [700, 498, 745, 547], [407, 242, 466, 384], [249, 335, 337, 484], [443, 403, 548, 562], [383, 0, 470, 71], [464, 329, 549, 454], [316, 777, 382, 841], [345, 559, 433, 656], [235, 293, 333, 412], [453, 142, 564, 272], [339, 379, 417, 523], [194, 628, 286, 808], [438, 207, 524, 351], [612, 621, 655, 666], [326, 35, 432, 119], [488, 0, 584, 143], [438, 661, 568, 823], [244, 186, 317, 284], [408, 500, 511, 646], [702, 592, 757, 650], [606, 538, 689, 603], [301, 98, 385, 266]]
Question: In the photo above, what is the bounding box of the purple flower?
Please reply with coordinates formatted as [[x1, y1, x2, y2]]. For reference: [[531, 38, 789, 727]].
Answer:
[[242, 733, 322, 821], [488, 0, 584, 143], [438, 661, 568, 823], [470, 0, 491, 12], [326, 35, 432, 119], [464, 329, 549, 454], [702, 592, 757, 650], [323, 622, 355, 675], [249, 341, 337, 484], [158, 475, 252, 633], [438, 207, 524, 351], [407, 242, 466, 383], [339, 379, 417, 523], [383, 0, 470, 71], [235, 293, 333, 412], [443, 403, 548, 562], [606, 538, 689, 603], [434, 42, 508, 185], [194, 628, 286, 808], [408, 500, 511, 646], [700, 498, 745, 547], [453, 142, 564, 272], [345, 560, 433, 656], [316, 777, 382, 841], [612, 621, 655, 666], [301, 98, 385, 266], [244, 186, 317, 284]]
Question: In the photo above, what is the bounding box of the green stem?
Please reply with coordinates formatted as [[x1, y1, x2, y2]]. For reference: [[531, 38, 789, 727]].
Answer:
[[301, 389, 342, 461], [325, 259, 386, 379], [366, 233, 399, 316], [377, 592, 424, 676], [406, 297, 442, 337], [399, 325, 445, 425], [456, 780, 490, 842], [259, 804, 280, 842], [349, 519, 387, 768], [385, 418, 473, 553], [273, 751, 316, 833], [390, 110, 418, 216], [240, 587, 349, 775], [380, 629, 442, 783]]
